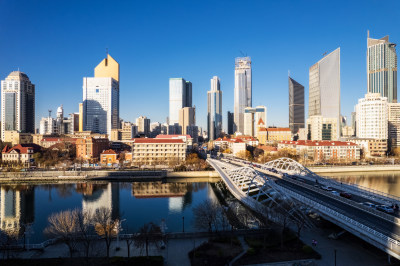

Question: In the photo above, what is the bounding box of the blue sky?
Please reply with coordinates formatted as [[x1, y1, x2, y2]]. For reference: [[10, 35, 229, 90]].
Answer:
[[0, 0, 399, 131]]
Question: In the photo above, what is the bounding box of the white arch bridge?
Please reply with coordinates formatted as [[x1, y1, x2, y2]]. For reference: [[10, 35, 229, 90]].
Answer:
[[208, 157, 400, 261]]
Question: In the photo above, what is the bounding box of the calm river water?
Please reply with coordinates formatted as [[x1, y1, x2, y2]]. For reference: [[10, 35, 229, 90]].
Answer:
[[0, 181, 219, 243]]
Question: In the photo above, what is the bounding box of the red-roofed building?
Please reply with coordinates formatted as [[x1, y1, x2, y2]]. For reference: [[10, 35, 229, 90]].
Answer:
[[257, 127, 292, 145], [76, 138, 109, 160], [278, 140, 360, 161], [40, 137, 78, 148], [155, 134, 193, 149], [2, 144, 42, 166], [131, 138, 187, 166]]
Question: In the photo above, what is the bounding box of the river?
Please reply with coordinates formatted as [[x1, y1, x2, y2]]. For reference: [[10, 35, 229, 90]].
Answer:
[[0, 180, 219, 243]]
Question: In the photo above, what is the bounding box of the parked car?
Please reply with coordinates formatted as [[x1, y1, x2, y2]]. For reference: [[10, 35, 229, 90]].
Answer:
[[376, 205, 395, 214], [362, 202, 376, 208], [340, 192, 352, 199], [331, 191, 340, 196]]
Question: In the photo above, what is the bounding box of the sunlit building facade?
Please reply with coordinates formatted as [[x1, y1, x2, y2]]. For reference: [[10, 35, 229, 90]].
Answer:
[[234, 57, 252, 134], [207, 76, 222, 140], [289, 77, 304, 134]]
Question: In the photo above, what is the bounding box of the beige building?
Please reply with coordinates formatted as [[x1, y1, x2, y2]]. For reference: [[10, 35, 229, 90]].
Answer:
[[306, 116, 338, 141], [257, 127, 291, 144], [179, 107, 195, 135], [345, 138, 387, 157], [2, 144, 41, 166], [342, 126, 355, 138], [131, 138, 187, 165], [2, 131, 33, 145]]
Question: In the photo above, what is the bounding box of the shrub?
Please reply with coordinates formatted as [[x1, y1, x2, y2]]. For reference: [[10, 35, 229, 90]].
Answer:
[[302, 245, 314, 254], [247, 247, 256, 255]]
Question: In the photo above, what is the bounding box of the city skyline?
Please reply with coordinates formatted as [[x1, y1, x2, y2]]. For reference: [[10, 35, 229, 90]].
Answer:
[[0, 1, 399, 131]]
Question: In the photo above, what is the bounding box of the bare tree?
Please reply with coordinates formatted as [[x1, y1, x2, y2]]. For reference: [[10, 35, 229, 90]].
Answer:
[[0, 228, 19, 259], [44, 209, 78, 258], [134, 223, 163, 257], [192, 199, 223, 232], [124, 226, 135, 258], [75, 209, 94, 258], [93, 207, 117, 258]]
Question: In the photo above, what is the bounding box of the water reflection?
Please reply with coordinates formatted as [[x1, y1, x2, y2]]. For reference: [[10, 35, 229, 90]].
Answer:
[[325, 172, 400, 197], [0, 185, 34, 237], [0, 181, 216, 243]]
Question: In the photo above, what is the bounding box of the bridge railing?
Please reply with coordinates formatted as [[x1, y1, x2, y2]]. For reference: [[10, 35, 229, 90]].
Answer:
[[279, 183, 400, 255]]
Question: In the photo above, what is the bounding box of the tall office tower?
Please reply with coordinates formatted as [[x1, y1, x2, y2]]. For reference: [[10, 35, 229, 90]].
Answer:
[[1, 71, 35, 141], [388, 103, 400, 148], [288, 77, 305, 134], [356, 93, 388, 139], [207, 76, 222, 140], [169, 78, 192, 125], [83, 54, 120, 136], [243, 106, 267, 137], [367, 32, 397, 103], [309, 48, 340, 139], [136, 116, 150, 136], [227, 111, 234, 135], [234, 57, 252, 133], [179, 107, 196, 135]]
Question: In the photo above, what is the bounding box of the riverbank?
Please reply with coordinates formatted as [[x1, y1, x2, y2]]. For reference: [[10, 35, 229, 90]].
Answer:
[[309, 165, 400, 173]]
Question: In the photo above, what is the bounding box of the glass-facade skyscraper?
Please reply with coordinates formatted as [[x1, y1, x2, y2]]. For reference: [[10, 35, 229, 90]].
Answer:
[[367, 32, 397, 103], [83, 54, 120, 136], [1, 71, 35, 141], [234, 57, 252, 134], [169, 78, 192, 125], [309, 48, 340, 139], [288, 77, 305, 134], [207, 76, 222, 140]]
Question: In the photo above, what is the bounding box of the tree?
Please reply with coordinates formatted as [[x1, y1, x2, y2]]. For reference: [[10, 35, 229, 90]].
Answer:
[[44, 209, 78, 258], [75, 209, 94, 258], [124, 227, 135, 258], [93, 207, 117, 258], [134, 223, 163, 257], [193, 199, 224, 232], [0, 228, 19, 259]]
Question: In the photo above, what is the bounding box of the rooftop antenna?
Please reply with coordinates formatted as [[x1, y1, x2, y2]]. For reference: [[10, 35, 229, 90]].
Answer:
[[322, 51, 327, 57], [48, 109, 52, 118]]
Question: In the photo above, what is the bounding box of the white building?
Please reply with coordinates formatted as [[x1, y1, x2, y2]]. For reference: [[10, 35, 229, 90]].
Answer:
[[243, 106, 267, 137], [169, 78, 192, 125], [39, 116, 56, 135], [306, 115, 338, 141], [234, 57, 252, 134], [136, 116, 150, 136], [356, 93, 388, 139], [83, 77, 119, 136], [309, 48, 340, 139], [1, 71, 35, 141]]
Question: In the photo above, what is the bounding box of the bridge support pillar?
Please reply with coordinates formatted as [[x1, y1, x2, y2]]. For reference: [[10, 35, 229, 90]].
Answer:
[[388, 254, 391, 264]]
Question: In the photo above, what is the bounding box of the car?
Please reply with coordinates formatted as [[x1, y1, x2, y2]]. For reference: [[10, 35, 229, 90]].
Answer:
[[362, 202, 376, 208], [340, 192, 352, 199], [376, 205, 395, 214], [331, 191, 340, 196], [314, 184, 321, 189], [321, 186, 333, 191]]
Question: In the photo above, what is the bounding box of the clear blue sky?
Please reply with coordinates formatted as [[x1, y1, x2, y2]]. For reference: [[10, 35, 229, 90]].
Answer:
[[0, 0, 399, 131]]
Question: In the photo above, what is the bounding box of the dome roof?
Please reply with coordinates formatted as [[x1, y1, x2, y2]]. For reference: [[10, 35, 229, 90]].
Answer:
[[6, 71, 30, 81]]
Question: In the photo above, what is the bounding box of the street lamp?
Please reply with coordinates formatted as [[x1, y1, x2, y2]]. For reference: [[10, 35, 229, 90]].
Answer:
[[182, 216, 185, 233]]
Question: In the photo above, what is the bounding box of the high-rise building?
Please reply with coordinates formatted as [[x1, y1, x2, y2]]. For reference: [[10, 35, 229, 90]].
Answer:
[[169, 78, 192, 125], [367, 32, 397, 103], [79, 103, 84, 132], [39, 116, 56, 135], [207, 76, 222, 140], [356, 93, 388, 139], [1, 71, 35, 141], [306, 115, 338, 141], [309, 48, 340, 139], [227, 111, 234, 135], [83, 54, 120, 137], [179, 107, 196, 136], [243, 106, 267, 137], [234, 57, 252, 133], [136, 116, 150, 136], [288, 77, 305, 134], [389, 103, 400, 148]]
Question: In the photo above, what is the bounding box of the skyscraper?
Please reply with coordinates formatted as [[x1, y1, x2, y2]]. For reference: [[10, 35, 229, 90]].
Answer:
[[83, 54, 120, 136], [234, 57, 252, 133], [309, 48, 340, 139], [367, 32, 397, 103], [136, 116, 150, 136], [227, 111, 234, 135], [207, 76, 222, 140], [169, 78, 192, 125], [1, 71, 35, 141], [179, 107, 196, 135], [288, 77, 305, 135], [356, 93, 388, 139]]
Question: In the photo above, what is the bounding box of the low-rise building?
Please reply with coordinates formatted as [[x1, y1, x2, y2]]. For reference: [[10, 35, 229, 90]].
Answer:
[[1, 144, 42, 166], [345, 138, 387, 157], [278, 140, 360, 162], [155, 134, 193, 150], [2, 131, 33, 145], [40, 137, 77, 148], [131, 138, 186, 166], [76, 137, 109, 160], [100, 149, 119, 165], [306, 116, 338, 141], [257, 127, 291, 144]]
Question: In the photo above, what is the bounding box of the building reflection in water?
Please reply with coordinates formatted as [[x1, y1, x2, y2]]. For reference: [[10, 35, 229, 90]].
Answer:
[[131, 182, 197, 213], [76, 182, 120, 220], [0, 185, 35, 237], [327, 172, 400, 197]]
